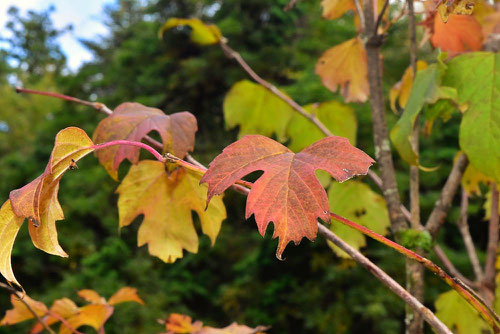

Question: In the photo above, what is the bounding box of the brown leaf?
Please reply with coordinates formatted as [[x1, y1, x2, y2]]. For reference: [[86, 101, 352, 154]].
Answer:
[[201, 135, 374, 259], [108, 287, 145, 306], [9, 127, 95, 258], [93, 102, 197, 180], [0, 295, 47, 326], [315, 38, 369, 103]]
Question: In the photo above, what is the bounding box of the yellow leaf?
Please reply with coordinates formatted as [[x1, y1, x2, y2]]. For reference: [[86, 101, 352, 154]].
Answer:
[[108, 287, 144, 306], [60, 304, 113, 334], [438, 0, 475, 23], [315, 38, 369, 103], [78, 289, 106, 304], [159, 18, 221, 45], [461, 163, 492, 196], [30, 298, 79, 334], [321, 0, 356, 20], [0, 295, 47, 326], [9, 127, 94, 259], [117, 161, 226, 263], [390, 60, 428, 112], [0, 200, 24, 286]]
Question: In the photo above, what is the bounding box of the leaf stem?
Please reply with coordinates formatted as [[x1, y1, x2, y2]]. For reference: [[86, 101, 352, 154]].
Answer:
[[91, 140, 165, 162], [330, 212, 500, 331]]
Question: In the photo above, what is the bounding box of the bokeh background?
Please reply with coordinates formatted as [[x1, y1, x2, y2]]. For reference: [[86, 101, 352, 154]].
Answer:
[[0, 0, 488, 333]]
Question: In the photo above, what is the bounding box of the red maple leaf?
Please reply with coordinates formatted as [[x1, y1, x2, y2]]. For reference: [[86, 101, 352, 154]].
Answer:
[[201, 135, 374, 258]]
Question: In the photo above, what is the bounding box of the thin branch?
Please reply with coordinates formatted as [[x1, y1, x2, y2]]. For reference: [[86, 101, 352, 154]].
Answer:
[[92, 140, 166, 162], [317, 224, 452, 334], [45, 310, 84, 334], [374, 0, 390, 36], [433, 245, 475, 287], [456, 189, 483, 281], [330, 213, 500, 331], [354, 0, 365, 30], [484, 182, 499, 297], [0, 283, 56, 334], [425, 153, 469, 238]]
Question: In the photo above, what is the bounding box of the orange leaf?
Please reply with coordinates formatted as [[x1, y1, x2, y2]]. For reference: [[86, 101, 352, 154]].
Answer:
[[315, 38, 369, 103], [165, 313, 203, 333], [108, 287, 145, 306], [60, 304, 113, 334], [201, 135, 374, 259], [9, 127, 94, 258], [0, 200, 24, 286], [198, 322, 268, 334], [321, 0, 356, 20], [78, 289, 106, 304], [30, 298, 79, 334], [117, 162, 226, 263], [0, 295, 47, 326], [431, 14, 483, 54], [93, 102, 197, 180]]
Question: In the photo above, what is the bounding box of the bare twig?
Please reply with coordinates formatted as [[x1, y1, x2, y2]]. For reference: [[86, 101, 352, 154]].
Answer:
[[425, 154, 469, 238], [456, 189, 483, 281], [484, 182, 499, 301], [0, 283, 56, 334], [374, 0, 390, 36], [317, 224, 452, 334], [46, 310, 84, 334]]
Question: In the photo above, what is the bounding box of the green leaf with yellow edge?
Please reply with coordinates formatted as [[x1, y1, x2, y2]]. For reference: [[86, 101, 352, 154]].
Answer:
[[0, 200, 24, 286], [443, 52, 500, 184], [158, 18, 221, 45], [117, 160, 226, 263], [327, 180, 390, 258], [390, 63, 457, 165], [8, 127, 94, 261], [435, 290, 489, 334], [286, 101, 357, 152], [224, 80, 294, 141]]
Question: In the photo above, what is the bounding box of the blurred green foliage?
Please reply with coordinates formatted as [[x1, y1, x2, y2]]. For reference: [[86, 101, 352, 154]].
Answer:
[[0, 0, 491, 333]]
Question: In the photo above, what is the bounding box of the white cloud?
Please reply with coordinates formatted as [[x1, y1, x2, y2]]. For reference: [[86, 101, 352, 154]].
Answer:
[[0, 0, 113, 71]]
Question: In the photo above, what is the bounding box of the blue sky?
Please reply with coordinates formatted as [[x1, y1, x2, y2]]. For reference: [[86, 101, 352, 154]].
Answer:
[[0, 0, 113, 70]]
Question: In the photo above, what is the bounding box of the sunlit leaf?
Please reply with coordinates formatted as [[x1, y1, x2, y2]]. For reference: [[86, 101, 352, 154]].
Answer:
[[159, 18, 222, 45], [315, 38, 368, 103], [327, 180, 389, 258], [117, 161, 226, 263], [223, 80, 294, 142], [201, 135, 374, 259]]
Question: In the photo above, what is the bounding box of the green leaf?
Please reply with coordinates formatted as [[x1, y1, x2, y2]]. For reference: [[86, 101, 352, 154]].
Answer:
[[327, 180, 390, 258], [286, 101, 357, 152], [435, 290, 489, 334], [224, 80, 294, 141], [443, 52, 500, 184], [159, 18, 221, 45], [390, 64, 457, 165]]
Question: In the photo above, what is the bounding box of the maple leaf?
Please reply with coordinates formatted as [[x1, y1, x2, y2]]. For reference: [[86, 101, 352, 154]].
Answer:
[[286, 101, 357, 152], [224, 80, 294, 142], [435, 290, 489, 333], [117, 161, 226, 263], [315, 38, 369, 103], [200, 135, 374, 259], [443, 52, 500, 183], [0, 295, 47, 326], [0, 200, 24, 286], [93, 102, 197, 180], [389, 60, 428, 112], [429, 13, 483, 54], [321, 0, 356, 20], [159, 18, 222, 45], [327, 180, 390, 258], [7, 127, 95, 262]]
